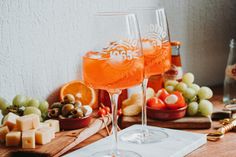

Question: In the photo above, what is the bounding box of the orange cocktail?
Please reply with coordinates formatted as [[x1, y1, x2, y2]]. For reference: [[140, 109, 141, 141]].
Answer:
[[83, 51, 144, 92], [142, 39, 171, 78]]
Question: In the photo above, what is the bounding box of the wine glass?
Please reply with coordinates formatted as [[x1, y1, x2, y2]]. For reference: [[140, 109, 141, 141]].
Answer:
[[120, 8, 171, 144], [82, 12, 144, 157]]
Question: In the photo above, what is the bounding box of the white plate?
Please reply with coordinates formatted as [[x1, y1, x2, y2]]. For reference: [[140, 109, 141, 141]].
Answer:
[[64, 124, 206, 157]]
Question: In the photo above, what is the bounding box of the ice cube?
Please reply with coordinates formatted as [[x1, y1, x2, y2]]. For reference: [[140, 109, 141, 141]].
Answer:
[[89, 53, 102, 59], [142, 41, 153, 50]]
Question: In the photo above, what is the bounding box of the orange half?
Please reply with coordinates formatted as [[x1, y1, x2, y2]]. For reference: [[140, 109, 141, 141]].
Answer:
[[60, 80, 98, 109]]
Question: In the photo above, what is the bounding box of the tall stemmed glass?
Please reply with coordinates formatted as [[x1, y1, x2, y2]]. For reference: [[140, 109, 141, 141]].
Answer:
[[120, 8, 171, 144], [82, 12, 144, 157]]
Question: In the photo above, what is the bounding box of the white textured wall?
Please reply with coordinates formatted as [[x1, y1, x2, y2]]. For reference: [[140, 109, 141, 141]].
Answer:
[[0, 0, 236, 119]]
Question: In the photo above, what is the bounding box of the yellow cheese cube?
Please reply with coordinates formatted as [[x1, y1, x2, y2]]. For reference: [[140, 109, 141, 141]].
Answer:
[[3, 112, 20, 130], [0, 126, 9, 142], [6, 131, 21, 146], [16, 114, 40, 131], [38, 123, 55, 139], [35, 127, 52, 145], [44, 119, 60, 133], [22, 130, 35, 149]]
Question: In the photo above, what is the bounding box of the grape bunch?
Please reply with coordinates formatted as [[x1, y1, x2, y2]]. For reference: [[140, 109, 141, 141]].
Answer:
[[164, 72, 213, 117], [0, 95, 49, 123]]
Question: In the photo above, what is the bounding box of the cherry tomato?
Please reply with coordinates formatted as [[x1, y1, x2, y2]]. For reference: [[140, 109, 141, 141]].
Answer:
[[165, 92, 186, 110], [173, 91, 186, 108], [98, 108, 107, 116], [156, 88, 169, 101], [147, 97, 166, 110], [104, 106, 111, 114], [117, 108, 122, 116]]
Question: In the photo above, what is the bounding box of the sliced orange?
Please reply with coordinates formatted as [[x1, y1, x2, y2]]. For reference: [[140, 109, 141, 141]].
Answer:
[[60, 80, 98, 109]]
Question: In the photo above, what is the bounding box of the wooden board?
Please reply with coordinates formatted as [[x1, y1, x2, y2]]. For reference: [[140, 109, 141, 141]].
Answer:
[[0, 116, 111, 157], [120, 116, 212, 129]]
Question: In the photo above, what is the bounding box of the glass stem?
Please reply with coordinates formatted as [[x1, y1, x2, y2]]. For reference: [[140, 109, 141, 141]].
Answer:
[[141, 78, 149, 137], [109, 91, 121, 156]]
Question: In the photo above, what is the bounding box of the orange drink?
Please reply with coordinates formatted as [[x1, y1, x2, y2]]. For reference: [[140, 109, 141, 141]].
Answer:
[[142, 40, 171, 78], [83, 51, 144, 92]]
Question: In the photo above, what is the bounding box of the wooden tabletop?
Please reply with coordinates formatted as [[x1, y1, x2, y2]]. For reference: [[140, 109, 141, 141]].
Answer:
[[66, 86, 236, 157]]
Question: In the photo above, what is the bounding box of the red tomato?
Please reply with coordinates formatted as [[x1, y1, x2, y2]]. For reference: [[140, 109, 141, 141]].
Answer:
[[98, 108, 107, 116], [147, 97, 166, 110], [165, 94, 179, 110], [104, 106, 111, 114], [117, 108, 122, 116], [173, 91, 186, 108], [165, 92, 186, 110], [156, 88, 169, 101]]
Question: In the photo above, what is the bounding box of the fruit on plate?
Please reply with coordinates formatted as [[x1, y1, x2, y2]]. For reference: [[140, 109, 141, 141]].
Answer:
[[187, 102, 199, 116], [163, 72, 214, 117], [198, 100, 213, 116], [198, 86, 213, 100], [156, 88, 169, 101], [0, 95, 49, 123], [122, 93, 142, 116], [147, 97, 166, 110], [146, 87, 155, 100], [147, 88, 186, 111], [48, 94, 93, 119], [164, 92, 186, 110], [60, 80, 98, 109]]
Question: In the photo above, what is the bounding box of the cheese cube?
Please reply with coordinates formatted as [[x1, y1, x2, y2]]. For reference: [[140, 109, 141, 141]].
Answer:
[[48, 127, 55, 139], [3, 112, 20, 130], [16, 114, 40, 131], [44, 119, 60, 133], [38, 123, 55, 139], [0, 126, 9, 142], [35, 127, 52, 145], [6, 131, 21, 146], [22, 130, 35, 149], [39, 122, 50, 128]]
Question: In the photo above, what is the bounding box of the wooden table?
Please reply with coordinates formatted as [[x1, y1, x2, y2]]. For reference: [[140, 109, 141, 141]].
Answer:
[[67, 86, 236, 157]]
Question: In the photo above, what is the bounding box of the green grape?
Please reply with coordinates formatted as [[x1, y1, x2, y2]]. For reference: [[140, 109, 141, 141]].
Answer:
[[164, 80, 178, 88], [182, 73, 194, 85], [24, 96, 32, 106], [187, 102, 199, 116], [198, 99, 213, 116], [0, 97, 10, 110], [175, 82, 187, 93], [1, 109, 9, 116], [27, 99, 40, 108], [1, 116, 4, 124], [12, 95, 28, 107], [24, 107, 41, 116], [39, 101, 49, 114], [40, 116, 43, 122], [165, 85, 175, 93], [41, 112, 48, 121], [183, 88, 197, 99], [189, 84, 200, 92], [190, 96, 198, 102], [198, 86, 213, 100]]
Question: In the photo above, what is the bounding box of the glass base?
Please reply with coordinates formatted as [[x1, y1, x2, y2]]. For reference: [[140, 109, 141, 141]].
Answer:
[[90, 149, 141, 157], [120, 128, 168, 144]]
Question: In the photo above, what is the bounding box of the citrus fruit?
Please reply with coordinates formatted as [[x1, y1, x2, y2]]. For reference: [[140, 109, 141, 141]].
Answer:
[[60, 80, 98, 109]]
